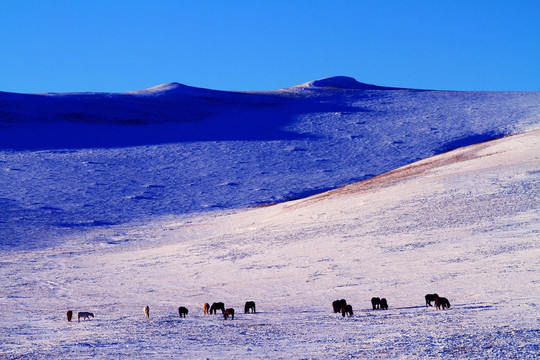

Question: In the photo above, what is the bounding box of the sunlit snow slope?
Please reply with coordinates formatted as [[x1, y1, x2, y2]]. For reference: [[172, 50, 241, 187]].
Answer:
[[1, 76, 539, 249], [1, 128, 538, 358]]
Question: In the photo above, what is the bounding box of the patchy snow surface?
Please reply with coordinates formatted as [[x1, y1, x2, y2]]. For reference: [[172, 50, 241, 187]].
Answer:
[[0, 78, 539, 358]]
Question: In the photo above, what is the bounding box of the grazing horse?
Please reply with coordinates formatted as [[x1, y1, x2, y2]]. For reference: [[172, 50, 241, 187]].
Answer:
[[380, 298, 388, 310], [66, 310, 73, 322], [77, 312, 94, 322], [435, 297, 450, 310], [178, 306, 189, 318], [341, 304, 353, 317], [425, 293, 439, 307], [203, 303, 210, 315], [143, 306, 150, 319], [210, 302, 225, 314], [244, 301, 256, 314], [371, 297, 381, 310], [332, 299, 347, 313], [223, 308, 235, 320]]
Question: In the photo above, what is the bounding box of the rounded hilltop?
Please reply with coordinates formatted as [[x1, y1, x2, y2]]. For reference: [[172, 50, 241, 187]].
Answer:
[[127, 82, 213, 96], [293, 76, 394, 90]]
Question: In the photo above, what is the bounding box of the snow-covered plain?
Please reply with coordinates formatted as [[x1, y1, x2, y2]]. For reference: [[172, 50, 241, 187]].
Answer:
[[0, 77, 539, 358]]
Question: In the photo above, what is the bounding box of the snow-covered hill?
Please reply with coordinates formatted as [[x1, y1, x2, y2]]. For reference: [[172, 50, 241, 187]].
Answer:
[[0, 128, 538, 358], [0, 77, 539, 358], [1, 77, 539, 248]]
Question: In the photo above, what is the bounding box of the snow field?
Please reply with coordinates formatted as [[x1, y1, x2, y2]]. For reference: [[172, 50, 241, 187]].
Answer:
[[1, 129, 538, 358]]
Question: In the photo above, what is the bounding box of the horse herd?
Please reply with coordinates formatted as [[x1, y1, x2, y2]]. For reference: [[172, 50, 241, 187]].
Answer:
[[332, 293, 450, 318], [67, 301, 257, 322], [67, 295, 450, 322]]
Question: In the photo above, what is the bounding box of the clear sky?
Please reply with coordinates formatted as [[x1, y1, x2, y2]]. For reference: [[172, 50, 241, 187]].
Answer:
[[1, 0, 539, 93]]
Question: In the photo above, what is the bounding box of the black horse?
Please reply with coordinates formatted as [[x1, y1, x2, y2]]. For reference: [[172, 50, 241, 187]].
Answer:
[[332, 299, 347, 313], [210, 302, 225, 314], [178, 306, 189, 318], [341, 304, 353, 317], [371, 297, 381, 310], [244, 301, 256, 314], [223, 308, 235, 320], [425, 293, 439, 307], [435, 297, 450, 310], [380, 298, 388, 310]]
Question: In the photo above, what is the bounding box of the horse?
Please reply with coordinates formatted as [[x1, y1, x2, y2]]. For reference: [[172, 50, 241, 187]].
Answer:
[[371, 297, 381, 310], [341, 304, 353, 317], [244, 301, 256, 313], [435, 297, 450, 310], [178, 306, 189, 318], [77, 312, 94, 322], [332, 299, 347, 313], [203, 303, 210, 315], [143, 305, 150, 319], [223, 308, 235, 320], [380, 298, 388, 310], [210, 302, 225, 314], [66, 310, 73, 322], [425, 293, 439, 307]]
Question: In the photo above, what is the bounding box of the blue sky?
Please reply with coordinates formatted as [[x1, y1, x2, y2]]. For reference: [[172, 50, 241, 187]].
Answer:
[[1, 0, 539, 93]]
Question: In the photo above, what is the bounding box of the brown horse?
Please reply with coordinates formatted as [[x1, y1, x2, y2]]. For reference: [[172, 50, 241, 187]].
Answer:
[[435, 297, 450, 310], [425, 293, 439, 307], [178, 306, 189, 318], [223, 308, 235, 320], [66, 310, 73, 322], [210, 302, 225, 314], [244, 301, 256, 314], [203, 303, 210, 315], [371, 297, 381, 310], [332, 299, 347, 313], [341, 304, 353, 317], [143, 305, 150, 319], [380, 298, 388, 310]]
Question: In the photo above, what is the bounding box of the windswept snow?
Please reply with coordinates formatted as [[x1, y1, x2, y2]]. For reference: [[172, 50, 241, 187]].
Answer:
[[1, 78, 539, 248], [0, 128, 538, 358], [0, 77, 539, 358]]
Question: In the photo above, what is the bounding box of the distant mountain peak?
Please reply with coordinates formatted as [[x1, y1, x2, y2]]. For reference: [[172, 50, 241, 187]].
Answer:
[[127, 82, 185, 94], [294, 76, 392, 90]]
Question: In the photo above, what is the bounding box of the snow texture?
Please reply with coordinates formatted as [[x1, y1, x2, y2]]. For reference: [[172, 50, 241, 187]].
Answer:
[[0, 77, 539, 358]]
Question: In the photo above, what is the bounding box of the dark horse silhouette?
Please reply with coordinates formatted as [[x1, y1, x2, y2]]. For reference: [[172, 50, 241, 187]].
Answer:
[[371, 297, 381, 310], [178, 306, 189, 318], [341, 304, 353, 317], [223, 308, 235, 320], [77, 312, 94, 322], [66, 310, 73, 322], [332, 299, 347, 313], [244, 301, 256, 313], [210, 302, 225, 314], [380, 298, 388, 310], [425, 293, 439, 307], [435, 297, 450, 310]]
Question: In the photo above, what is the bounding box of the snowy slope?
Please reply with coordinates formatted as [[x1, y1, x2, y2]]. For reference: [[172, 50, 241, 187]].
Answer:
[[0, 128, 538, 358], [1, 77, 540, 249], [0, 77, 539, 358]]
